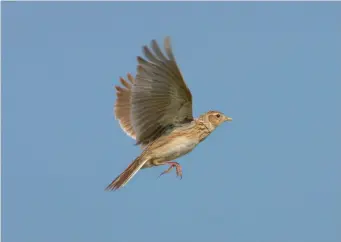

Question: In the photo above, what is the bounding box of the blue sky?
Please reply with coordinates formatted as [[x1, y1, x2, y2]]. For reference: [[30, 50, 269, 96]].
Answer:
[[2, 2, 341, 242]]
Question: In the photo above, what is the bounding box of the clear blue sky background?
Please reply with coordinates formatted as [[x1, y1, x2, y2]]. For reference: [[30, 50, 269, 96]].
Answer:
[[2, 2, 341, 242]]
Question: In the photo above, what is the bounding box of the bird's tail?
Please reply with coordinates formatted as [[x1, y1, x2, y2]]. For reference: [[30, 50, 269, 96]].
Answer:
[[105, 154, 150, 191]]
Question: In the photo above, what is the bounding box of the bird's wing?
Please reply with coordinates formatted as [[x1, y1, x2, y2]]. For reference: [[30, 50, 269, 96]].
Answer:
[[114, 73, 137, 140], [131, 37, 193, 145]]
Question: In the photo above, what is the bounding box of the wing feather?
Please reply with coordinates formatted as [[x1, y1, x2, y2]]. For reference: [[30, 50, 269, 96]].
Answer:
[[114, 74, 136, 140], [131, 37, 193, 145]]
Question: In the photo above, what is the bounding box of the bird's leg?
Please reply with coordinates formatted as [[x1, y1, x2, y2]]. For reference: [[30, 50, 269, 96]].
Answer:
[[158, 161, 183, 179]]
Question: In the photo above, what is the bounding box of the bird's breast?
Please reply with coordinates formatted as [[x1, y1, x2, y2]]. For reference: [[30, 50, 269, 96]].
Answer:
[[151, 135, 199, 161]]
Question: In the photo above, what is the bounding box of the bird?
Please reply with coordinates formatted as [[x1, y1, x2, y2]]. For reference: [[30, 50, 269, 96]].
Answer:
[[105, 36, 232, 191]]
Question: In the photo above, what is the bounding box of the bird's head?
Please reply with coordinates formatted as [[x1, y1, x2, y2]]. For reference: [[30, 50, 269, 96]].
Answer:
[[199, 111, 232, 131]]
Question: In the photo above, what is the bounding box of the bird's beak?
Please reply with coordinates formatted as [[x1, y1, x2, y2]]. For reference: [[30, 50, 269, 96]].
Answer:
[[224, 116, 233, 122]]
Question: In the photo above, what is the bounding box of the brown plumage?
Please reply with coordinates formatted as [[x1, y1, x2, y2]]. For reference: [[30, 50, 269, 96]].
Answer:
[[114, 73, 136, 140], [106, 37, 232, 191]]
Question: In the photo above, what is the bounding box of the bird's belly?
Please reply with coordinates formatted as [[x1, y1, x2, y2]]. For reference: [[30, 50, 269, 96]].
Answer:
[[152, 136, 198, 162]]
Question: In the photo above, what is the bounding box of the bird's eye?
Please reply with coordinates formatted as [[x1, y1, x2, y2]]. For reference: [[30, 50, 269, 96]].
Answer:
[[216, 114, 221, 118]]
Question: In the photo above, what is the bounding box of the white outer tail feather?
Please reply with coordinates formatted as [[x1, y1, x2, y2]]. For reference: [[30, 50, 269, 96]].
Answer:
[[105, 156, 150, 191], [120, 157, 149, 188]]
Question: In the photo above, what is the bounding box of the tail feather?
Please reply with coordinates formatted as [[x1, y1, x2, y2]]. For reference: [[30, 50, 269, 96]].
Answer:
[[105, 155, 149, 191]]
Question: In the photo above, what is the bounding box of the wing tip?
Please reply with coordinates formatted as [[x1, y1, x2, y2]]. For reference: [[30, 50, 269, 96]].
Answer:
[[127, 73, 135, 83]]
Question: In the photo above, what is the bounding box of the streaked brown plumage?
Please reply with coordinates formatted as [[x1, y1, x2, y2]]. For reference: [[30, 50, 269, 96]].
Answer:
[[106, 37, 232, 191]]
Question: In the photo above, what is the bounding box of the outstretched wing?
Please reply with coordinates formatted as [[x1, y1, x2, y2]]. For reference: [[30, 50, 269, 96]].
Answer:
[[114, 73, 136, 140], [131, 37, 193, 145]]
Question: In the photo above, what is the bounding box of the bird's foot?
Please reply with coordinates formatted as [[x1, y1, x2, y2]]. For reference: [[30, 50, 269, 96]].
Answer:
[[158, 161, 183, 179]]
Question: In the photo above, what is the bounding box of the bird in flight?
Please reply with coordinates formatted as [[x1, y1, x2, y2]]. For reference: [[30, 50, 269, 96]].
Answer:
[[106, 37, 232, 191]]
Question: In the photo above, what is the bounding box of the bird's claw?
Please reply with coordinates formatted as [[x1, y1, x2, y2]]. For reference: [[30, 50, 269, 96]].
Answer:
[[158, 161, 183, 179], [175, 165, 183, 179]]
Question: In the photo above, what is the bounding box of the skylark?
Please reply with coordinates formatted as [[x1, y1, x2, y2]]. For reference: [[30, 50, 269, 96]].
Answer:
[[106, 37, 232, 191]]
